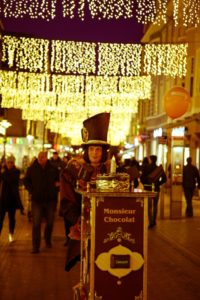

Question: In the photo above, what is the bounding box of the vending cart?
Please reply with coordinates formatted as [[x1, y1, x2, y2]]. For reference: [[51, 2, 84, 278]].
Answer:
[[73, 186, 156, 300]]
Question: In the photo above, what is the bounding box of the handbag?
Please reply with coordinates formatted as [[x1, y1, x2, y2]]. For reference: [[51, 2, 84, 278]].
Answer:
[[148, 165, 165, 183]]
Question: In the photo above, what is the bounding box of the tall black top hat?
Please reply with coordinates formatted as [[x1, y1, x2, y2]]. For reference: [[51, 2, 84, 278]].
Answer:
[[81, 112, 110, 149]]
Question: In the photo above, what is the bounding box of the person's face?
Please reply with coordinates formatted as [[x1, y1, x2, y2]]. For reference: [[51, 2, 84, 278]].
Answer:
[[6, 161, 14, 169], [38, 152, 47, 167], [88, 146, 103, 166]]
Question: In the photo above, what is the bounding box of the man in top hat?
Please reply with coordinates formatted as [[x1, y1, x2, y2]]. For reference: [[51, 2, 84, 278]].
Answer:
[[59, 112, 110, 271]]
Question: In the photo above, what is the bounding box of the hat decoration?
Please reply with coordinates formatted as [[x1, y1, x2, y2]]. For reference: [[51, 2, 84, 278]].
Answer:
[[81, 112, 110, 148]]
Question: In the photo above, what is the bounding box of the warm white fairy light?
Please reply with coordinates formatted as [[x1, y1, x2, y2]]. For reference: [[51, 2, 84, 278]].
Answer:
[[2, 35, 49, 72], [119, 76, 151, 99], [2, 36, 187, 77], [51, 40, 96, 74], [173, 0, 180, 27], [183, 0, 200, 27], [1, 0, 200, 26], [155, 0, 168, 25], [2, 36, 19, 68], [0, 70, 17, 89], [1, 0, 56, 21], [52, 74, 84, 94], [62, 0, 76, 18], [143, 44, 188, 77], [135, 0, 157, 24], [88, 0, 134, 20], [98, 43, 142, 76]]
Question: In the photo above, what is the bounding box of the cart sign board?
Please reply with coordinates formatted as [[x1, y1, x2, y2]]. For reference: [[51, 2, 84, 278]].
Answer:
[[94, 196, 147, 300]]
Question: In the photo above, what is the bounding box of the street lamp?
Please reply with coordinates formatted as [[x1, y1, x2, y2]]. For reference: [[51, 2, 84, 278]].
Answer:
[[0, 119, 12, 158]]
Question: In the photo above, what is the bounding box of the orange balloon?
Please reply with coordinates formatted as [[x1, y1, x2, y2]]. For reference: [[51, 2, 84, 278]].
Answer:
[[164, 86, 191, 119]]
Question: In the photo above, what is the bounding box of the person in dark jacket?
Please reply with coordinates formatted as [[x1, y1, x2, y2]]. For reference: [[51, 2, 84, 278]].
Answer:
[[140, 155, 167, 228], [59, 112, 110, 271], [24, 151, 60, 253], [182, 157, 200, 217], [0, 155, 24, 242]]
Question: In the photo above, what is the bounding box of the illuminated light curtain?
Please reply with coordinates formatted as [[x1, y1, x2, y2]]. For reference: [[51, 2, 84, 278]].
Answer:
[[111, 95, 138, 113], [98, 43, 142, 76], [62, 0, 85, 20], [52, 74, 84, 93], [57, 94, 85, 113], [85, 76, 117, 113], [17, 72, 50, 91], [88, 0, 134, 20], [0, 70, 17, 89], [1, 1, 200, 26], [22, 109, 44, 121], [119, 76, 151, 99], [108, 113, 133, 145], [143, 44, 188, 77], [2, 36, 188, 77], [53, 74, 85, 113], [2, 35, 49, 72], [182, 0, 200, 27], [1, 0, 56, 20], [135, 0, 157, 24], [1, 36, 19, 68], [51, 40, 96, 74]]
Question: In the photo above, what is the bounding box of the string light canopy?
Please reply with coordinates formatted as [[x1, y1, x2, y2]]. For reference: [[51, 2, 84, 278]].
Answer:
[[2, 35, 188, 77], [0, 70, 151, 113], [1, 0, 199, 27]]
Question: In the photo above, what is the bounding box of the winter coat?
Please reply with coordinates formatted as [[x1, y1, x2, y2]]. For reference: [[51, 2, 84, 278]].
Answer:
[[59, 159, 108, 226], [182, 163, 200, 190], [23, 159, 59, 204], [0, 166, 23, 212], [140, 163, 167, 192]]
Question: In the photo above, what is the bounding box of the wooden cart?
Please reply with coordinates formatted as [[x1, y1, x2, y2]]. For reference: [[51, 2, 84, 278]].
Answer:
[[74, 189, 156, 300]]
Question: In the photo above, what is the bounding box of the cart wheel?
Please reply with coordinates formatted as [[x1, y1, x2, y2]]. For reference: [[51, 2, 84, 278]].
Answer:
[[73, 287, 81, 300]]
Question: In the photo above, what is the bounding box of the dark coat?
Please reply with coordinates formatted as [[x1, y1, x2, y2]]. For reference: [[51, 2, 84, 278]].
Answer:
[[23, 159, 59, 204], [59, 160, 108, 226], [0, 166, 22, 212], [182, 163, 200, 190], [140, 163, 167, 192]]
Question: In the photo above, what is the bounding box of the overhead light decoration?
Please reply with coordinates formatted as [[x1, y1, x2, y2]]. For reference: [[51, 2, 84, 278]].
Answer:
[[98, 43, 142, 76], [0, 70, 151, 114], [1, 0, 199, 27], [1, 0, 56, 21], [51, 40, 96, 74], [2, 36, 49, 72], [143, 44, 188, 77], [135, 0, 200, 27], [2, 36, 187, 77]]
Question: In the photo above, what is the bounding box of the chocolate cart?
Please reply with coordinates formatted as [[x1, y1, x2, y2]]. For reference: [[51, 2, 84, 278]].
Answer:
[[74, 188, 156, 300]]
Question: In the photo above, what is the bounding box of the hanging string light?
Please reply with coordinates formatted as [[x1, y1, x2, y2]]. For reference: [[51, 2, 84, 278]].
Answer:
[[1, 0, 56, 21], [2, 36, 49, 72], [98, 43, 142, 76], [182, 0, 200, 27], [51, 40, 96, 74], [1, 0, 199, 26], [143, 44, 188, 77], [2, 36, 187, 77]]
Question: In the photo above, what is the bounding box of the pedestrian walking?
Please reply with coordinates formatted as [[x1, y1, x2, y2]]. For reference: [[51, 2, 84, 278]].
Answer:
[[0, 155, 24, 242], [140, 155, 167, 228], [24, 151, 60, 253], [182, 157, 200, 217]]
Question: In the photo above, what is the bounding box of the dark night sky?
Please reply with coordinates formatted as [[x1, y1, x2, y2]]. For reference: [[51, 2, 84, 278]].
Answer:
[[2, 10, 144, 43]]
